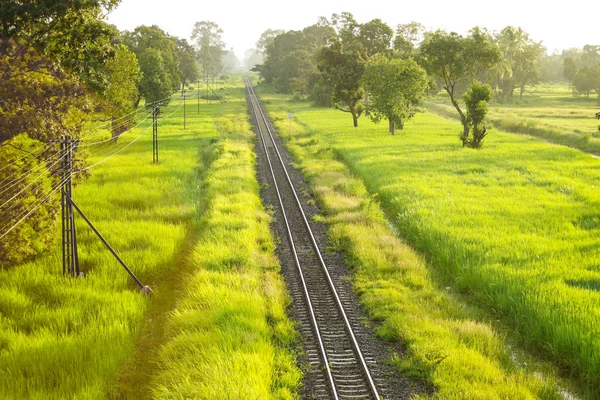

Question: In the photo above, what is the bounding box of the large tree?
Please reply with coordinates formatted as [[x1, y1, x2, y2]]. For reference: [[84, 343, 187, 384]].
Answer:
[[318, 40, 366, 127], [104, 44, 141, 138], [420, 29, 499, 145], [256, 29, 285, 54], [363, 55, 428, 134], [174, 38, 198, 90], [0, 0, 121, 266], [358, 19, 393, 57], [121, 25, 180, 105], [496, 26, 544, 100], [191, 21, 225, 78], [393, 22, 425, 56]]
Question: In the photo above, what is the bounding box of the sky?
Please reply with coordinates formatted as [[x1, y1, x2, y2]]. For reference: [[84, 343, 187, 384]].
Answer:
[[107, 0, 599, 60]]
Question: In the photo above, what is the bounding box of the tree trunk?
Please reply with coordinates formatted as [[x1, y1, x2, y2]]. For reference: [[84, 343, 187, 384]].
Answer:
[[134, 93, 142, 109], [448, 95, 469, 146], [365, 92, 370, 116], [519, 85, 525, 99], [388, 118, 395, 135], [352, 112, 358, 127]]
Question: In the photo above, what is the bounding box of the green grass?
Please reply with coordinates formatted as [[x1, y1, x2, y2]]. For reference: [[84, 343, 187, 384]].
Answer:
[[149, 84, 301, 399], [427, 84, 600, 155], [0, 77, 299, 399], [258, 84, 599, 398]]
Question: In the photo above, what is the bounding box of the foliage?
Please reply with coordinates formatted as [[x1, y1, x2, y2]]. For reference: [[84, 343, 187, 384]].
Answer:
[[363, 55, 428, 134], [318, 40, 366, 127], [259, 24, 334, 94], [358, 18, 393, 57], [420, 29, 499, 145], [393, 21, 425, 56], [463, 81, 492, 147], [121, 25, 180, 103], [138, 48, 174, 106], [103, 44, 141, 138], [174, 38, 198, 88], [191, 20, 225, 78], [0, 135, 56, 267], [495, 26, 545, 100], [563, 57, 578, 84], [0, 0, 120, 93], [256, 28, 285, 54], [572, 64, 600, 104], [0, 43, 92, 146]]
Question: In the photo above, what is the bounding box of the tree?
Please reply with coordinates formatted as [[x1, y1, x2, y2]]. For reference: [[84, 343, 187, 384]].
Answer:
[[139, 48, 174, 106], [393, 22, 425, 56], [358, 19, 393, 57], [0, 42, 92, 146], [258, 23, 334, 94], [463, 82, 493, 148], [363, 55, 428, 134], [191, 21, 225, 78], [496, 26, 544, 100], [318, 40, 366, 127], [256, 29, 285, 54], [121, 25, 180, 105], [0, 0, 120, 93], [563, 57, 578, 86], [420, 30, 499, 145], [174, 38, 198, 90], [572, 65, 600, 103], [0, 135, 57, 268], [104, 45, 141, 139]]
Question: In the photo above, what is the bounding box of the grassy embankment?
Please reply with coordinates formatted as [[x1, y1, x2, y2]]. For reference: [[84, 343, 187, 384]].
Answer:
[[427, 84, 600, 155], [258, 84, 599, 398], [0, 78, 299, 399], [148, 82, 300, 399]]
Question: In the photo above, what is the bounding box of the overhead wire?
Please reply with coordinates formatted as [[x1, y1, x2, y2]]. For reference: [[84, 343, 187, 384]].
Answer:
[[0, 145, 72, 211], [0, 88, 197, 242]]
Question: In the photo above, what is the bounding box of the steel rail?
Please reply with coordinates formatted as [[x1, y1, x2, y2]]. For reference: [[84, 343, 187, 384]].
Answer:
[[245, 78, 339, 400], [245, 77, 380, 400]]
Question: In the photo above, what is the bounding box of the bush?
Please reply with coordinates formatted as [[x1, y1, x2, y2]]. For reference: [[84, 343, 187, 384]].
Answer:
[[0, 135, 58, 268]]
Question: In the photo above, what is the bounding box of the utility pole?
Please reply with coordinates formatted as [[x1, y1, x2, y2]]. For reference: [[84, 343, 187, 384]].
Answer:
[[59, 135, 81, 277], [152, 104, 159, 164]]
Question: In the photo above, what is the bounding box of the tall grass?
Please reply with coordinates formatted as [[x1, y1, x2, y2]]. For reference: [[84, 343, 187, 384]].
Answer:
[[0, 93, 210, 398], [150, 84, 301, 399], [426, 84, 600, 155], [0, 79, 300, 399], [258, 85, 599, 398]]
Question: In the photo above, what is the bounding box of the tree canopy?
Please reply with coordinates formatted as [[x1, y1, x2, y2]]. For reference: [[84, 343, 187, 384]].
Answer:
[[363, 55, 428, 134]]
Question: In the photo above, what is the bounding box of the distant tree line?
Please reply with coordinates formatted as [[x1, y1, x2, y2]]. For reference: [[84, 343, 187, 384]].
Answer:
[[252, 12, 600, 138], [0, 1, 237, 267]]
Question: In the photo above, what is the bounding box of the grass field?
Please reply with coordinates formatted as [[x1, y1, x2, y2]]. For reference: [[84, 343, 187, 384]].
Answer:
[[427, 84, 600, 155], [149, 84, 300, 399], [0, 78, 299, 399], [258, 84, 599, 398]]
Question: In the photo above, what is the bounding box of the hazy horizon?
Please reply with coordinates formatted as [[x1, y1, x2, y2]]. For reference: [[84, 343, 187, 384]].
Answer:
[[107, 0, 599, 60]]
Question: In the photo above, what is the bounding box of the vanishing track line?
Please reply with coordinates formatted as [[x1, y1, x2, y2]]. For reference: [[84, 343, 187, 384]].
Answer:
[[245, 77, 381, 400]]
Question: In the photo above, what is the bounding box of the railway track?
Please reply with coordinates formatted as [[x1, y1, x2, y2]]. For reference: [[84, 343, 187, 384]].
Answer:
[[245, 77, 382, 400]]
